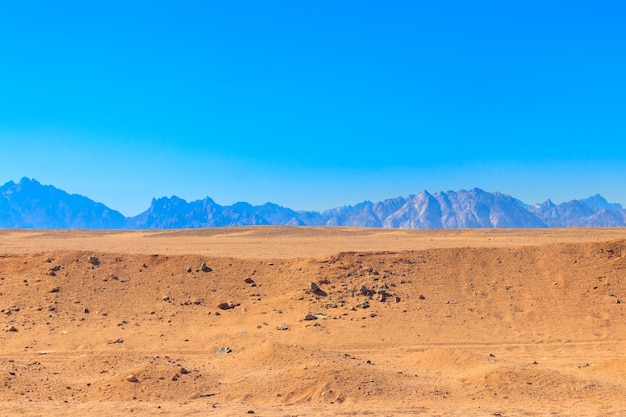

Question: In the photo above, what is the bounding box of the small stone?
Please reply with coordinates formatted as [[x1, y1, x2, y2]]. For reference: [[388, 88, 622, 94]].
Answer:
[[162, 296, 170, 302], [307, 282, 319, 293], [304, 313, 317, 321], [49, 287, 61, 293], [186, 267, 192, 273], [126, 374, 139, 383], [217, 346, 232, 354], [418, 294, 426, 300], [276, 324, 290, 330], [180, 367, 190, 375], [83, 308, 90, 314], [6, 325, 17, 332], [217, 302, 232, 310], [87, 256, 100, 266], [200, 263, 212, 272]]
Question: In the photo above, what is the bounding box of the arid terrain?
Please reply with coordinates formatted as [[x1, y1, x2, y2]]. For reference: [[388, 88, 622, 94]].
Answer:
[[1, 227, 626, 416]]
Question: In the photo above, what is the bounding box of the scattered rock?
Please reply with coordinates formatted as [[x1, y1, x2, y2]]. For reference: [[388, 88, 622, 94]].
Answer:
[[83, 308, 90, 314], [186, 267, 192, 273], [87, 256, 100, 266], [126, 374, 139, 383], [276, 324, 290, 330], [217, 346, 232, 354], [49, 287, 61, 293], [180, 367, 190, 375], [418, 294, 426, 300], [304, 313, 318, 321], [217, 302, 235, 310], [162, 296, 170, 302], [6, 325, 18, 332], [200, 263, 212, 272]]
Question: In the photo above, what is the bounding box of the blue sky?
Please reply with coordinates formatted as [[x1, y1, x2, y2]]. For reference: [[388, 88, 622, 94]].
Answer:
[[1, 1, 625, 216]]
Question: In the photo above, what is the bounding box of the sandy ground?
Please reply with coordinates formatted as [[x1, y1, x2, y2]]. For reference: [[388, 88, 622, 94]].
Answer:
[[1, 227, 626, 416]]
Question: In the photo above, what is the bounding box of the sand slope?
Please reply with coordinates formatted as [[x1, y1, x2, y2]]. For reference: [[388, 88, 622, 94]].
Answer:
[[1, 228, 626, 416]]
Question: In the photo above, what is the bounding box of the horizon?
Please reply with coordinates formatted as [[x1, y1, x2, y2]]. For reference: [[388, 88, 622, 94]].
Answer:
[[1, 2, 625, 216], [2, 176, 622, 217]]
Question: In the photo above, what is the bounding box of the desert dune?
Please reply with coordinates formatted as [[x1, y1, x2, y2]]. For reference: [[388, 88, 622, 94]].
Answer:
[[1, 227, 626, 416]]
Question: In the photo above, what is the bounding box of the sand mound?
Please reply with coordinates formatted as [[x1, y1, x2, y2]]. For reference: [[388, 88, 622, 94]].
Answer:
[[1, 229, 626, 415]]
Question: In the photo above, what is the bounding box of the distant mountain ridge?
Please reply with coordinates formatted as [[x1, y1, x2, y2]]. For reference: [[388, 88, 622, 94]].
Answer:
[[1, 177, 626, 229]]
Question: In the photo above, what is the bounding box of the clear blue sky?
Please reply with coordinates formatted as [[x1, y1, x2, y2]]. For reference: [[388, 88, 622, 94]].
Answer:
[[1, 1, 625, 216]]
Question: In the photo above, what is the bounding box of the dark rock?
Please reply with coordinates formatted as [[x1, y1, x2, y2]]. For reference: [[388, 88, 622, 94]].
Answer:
[[307, 282, 319, 293], [216, 346, 232, 354]]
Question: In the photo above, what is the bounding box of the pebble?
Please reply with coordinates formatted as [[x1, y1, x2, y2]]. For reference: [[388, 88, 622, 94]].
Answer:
[[307, 281, 319, 293]]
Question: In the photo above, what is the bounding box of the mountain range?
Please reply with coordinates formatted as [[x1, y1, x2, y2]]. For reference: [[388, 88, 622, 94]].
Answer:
[[1, 177, 625, 229]]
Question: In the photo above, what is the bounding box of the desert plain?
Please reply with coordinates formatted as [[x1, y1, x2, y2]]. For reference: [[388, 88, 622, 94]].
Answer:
[[1, 227, 626, 416]]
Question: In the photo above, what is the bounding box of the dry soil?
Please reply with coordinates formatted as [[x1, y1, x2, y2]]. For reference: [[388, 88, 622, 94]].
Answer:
[[1, 227, 626, 416]]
